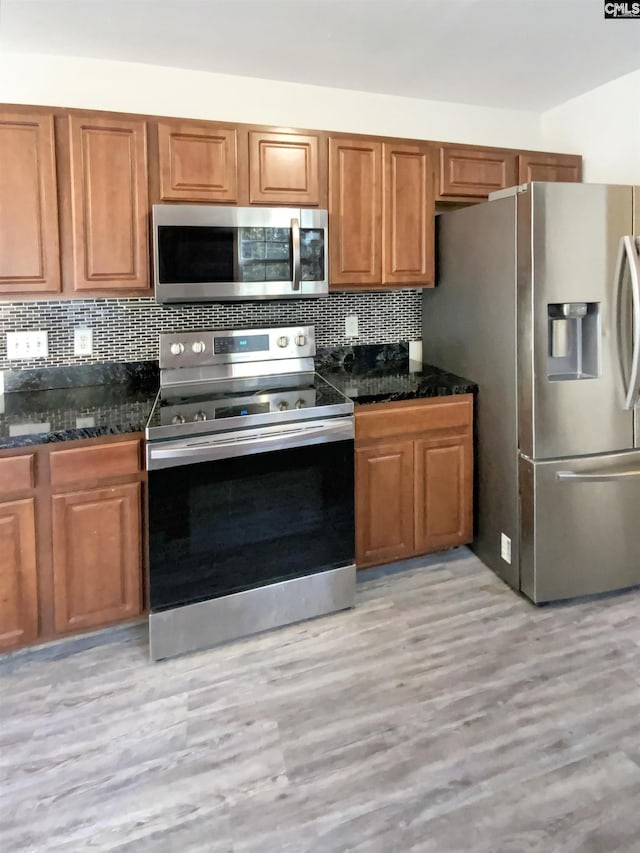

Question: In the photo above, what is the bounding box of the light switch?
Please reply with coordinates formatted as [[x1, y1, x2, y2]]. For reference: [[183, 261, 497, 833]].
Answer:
[[6, 331, 48, 360]]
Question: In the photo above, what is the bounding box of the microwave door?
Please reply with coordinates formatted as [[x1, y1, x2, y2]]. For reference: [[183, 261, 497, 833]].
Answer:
[[152, 204, 328, 302]]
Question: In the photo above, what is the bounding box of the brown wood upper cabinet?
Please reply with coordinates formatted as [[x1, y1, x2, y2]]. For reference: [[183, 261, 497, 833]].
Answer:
[[438, 145, 518, 199], [67, 114, 150, 292], [249, 131, 321, 205], [383, 142, 434, 286], [155, 122, 323, 207], [329, 136, 434, 289], [158, 120, 238, 203], [0, 109, 61, 295], [518, 152, 582, 184], [329, 137, 382, 287]]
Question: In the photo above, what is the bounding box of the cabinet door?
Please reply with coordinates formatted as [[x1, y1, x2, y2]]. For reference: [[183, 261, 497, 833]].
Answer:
[[356, 441, 414, 568], [329, 137, 382, 287], [438, 146, 517, 199], [0, 498, 38, 650], [414, 434, 473, 553], [518, 153, 582, 184], [0, 110, 60, 295], [383, 142, 434, 286], [68, 114, 149, 292], [249, 131, 320, 205], [158, 121, 238, 202], [52, 483, 142, 634]]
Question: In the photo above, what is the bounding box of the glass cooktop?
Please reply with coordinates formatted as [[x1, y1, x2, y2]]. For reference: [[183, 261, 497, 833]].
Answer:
[[146, 373, 353, 441]]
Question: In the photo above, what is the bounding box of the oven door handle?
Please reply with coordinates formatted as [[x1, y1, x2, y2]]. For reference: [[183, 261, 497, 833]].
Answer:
[[147, 417, 354, 470]]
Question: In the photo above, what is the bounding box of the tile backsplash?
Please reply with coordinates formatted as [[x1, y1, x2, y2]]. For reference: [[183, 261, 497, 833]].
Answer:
[[0, 291, 422, 370]]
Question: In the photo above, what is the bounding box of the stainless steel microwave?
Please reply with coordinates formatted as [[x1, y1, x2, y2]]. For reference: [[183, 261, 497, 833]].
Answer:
[[152, 204, 328, 303]]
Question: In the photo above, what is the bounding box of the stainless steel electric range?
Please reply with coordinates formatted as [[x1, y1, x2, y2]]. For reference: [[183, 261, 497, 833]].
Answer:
[[145, 325, 355, 660]]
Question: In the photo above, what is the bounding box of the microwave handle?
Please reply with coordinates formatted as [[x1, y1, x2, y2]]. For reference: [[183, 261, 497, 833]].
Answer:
[[291, 217, 301, 291]]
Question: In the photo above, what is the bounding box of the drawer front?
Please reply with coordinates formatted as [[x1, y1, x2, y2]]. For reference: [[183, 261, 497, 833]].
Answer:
[[0, 454, 34, 496], [50, 439, 140, 488], [356, 397, 472, 443]]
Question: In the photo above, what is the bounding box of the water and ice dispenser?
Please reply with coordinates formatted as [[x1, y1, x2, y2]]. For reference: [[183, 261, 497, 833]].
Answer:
[[547, 302, 599, 380]]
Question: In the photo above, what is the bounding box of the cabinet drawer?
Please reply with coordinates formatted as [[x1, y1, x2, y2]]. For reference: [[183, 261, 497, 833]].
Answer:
[[50, 439, 140, 488], [356, 397, 472, 443], [0, 454, 34, 495]]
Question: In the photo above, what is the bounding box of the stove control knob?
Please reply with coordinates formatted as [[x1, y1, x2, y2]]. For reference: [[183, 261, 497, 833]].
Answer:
[[191, 341, 206, 354], [295, 399, 306, 409], [171, 414, 185, 425], [277, 335, 289, 348], [193, 411, 207, 421], [294, 334, 306, 347], [170, 342, 185, 356], [278, 401, 289, 411]]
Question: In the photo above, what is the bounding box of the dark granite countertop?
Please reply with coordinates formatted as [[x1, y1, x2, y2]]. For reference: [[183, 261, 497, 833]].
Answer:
[[316, 343, 476, 406], [0, 361, 159, 450]]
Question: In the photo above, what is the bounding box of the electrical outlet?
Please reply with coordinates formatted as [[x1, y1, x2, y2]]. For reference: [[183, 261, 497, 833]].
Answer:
[[6, 331, 48, 361], [345, 315, 359, 338], [75, 416, 96, 428], [500, 533, 512, 564], [409, 340, 422, 373], [74, 328, 93, 356]]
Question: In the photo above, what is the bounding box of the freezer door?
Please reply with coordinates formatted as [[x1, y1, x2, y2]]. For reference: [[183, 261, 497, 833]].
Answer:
[[520, 450, 640, 603], [518, 183, 635, 460]]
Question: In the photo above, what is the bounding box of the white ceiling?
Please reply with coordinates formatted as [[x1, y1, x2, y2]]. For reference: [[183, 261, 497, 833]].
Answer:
[[1, 0, 639, 111]]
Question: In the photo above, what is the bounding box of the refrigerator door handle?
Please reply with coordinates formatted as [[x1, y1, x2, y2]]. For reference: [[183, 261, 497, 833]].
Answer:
[[618, 236, 640, 410], [557, 466, 640, 482]]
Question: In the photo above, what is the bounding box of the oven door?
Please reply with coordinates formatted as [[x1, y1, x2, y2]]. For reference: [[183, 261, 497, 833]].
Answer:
[[153, 204, 328, 302], [147, 418, 354, 612]]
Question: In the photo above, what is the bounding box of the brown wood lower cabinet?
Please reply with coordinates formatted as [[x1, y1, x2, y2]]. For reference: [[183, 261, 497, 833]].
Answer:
[[0, 434, 144, 653], [356, 440, 415, 566], [414, 435, 472, 554], [355, 395, 473, 569], [51, 483, 142, 634], [0, 497, 39, 650]]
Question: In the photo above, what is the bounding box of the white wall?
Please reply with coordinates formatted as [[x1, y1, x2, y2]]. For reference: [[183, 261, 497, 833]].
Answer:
[[542, 69, 640, 185], [0, 52, 545, 150]]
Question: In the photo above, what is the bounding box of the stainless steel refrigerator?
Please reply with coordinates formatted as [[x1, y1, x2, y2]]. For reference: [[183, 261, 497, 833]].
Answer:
[[423, 182, 640, 603]]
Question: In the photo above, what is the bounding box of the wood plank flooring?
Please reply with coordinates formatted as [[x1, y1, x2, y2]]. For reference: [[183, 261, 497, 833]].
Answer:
[[3, 547, 640, 852]]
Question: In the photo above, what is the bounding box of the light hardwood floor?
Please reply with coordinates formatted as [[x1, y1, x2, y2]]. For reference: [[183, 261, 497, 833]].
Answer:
[[3, 548, 640, 852]]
